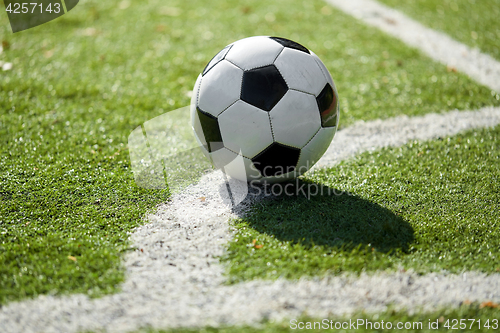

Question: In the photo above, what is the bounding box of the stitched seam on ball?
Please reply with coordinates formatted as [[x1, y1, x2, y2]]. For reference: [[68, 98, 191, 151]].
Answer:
[[313, 56, 331, 84], [218, 148, 260, 178], [302, 126, 321, 149], [224, 58, 245, 71], [271, 46, 285, 64], [239, 67, 244, 103], [195, 76, 202, 108], [245, 61, 278, 72], [289, 88, 316, 96], [274, 65, 290, 90], [242, 47, 284, 71], [224, 145, 255, 161], [267, 112, 275, 142], [296, 148, 304, 172], [224, 145, 242, 157], [272, 140, 301, 150], [217, 99, 240, 117]]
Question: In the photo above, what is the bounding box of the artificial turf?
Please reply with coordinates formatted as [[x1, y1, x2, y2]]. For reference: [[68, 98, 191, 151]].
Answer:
[[142, 302, 500, 332], [378, 0, 500, 61], [0, 0, 498, 304], [223, 125, 500, 282]]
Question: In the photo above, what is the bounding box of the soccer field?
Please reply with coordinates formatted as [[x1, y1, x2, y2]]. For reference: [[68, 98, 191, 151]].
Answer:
[[1, 0, 500, 332]]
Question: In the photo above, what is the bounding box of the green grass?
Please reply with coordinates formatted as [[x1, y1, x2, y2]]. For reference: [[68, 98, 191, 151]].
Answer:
[[378, 0, 500, 61], [0, 0, 498, 304], [138, 303, 500, 332], [223, 125, 500, 282]]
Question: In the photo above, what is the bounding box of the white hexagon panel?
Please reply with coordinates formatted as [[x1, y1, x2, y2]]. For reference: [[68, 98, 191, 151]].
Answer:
[[218, 100, 274, 159], [210, 147, 262, 182], [296, 127, 336, 172], [274, 48, 327, 96], [197, 60, 243, 117], [310, 51, 335, 89], [225, 36, 284, 70], [269, 90, 321, 149]]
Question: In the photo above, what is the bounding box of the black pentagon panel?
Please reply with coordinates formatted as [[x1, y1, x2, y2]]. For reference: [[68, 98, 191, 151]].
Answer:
[[316, 83, 338, 127], [196, 107, 224, 152], [270, 37, 310, 54], [203, 45, 232, 76], [252, 143, 300, 177], [241, 65, 288, 112]]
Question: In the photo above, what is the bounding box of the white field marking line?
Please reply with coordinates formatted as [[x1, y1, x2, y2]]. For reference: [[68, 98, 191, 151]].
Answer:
[[325, 0, 500, 93], [2, 106, 500, 333]]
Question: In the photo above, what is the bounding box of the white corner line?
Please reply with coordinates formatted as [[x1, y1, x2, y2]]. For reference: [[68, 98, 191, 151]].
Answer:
[[325, 0, 500, 93]]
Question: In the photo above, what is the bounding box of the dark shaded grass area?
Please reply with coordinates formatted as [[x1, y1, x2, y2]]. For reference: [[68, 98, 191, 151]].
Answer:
[[223, 125, 500, 281], [245, 181, 413, 252]]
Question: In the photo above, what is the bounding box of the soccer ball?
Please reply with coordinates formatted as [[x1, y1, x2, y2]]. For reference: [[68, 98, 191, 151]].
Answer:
[[190, 36, 339, 183]]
